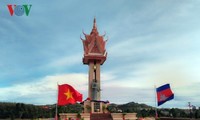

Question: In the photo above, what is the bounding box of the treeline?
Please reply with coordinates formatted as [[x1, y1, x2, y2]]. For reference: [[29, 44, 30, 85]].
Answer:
[[107, 102, 200, 119], [157, 108, 200, 119], [0, 102, 54, 119], [0, 102, 82, 119], [1, 102, 200, 119]]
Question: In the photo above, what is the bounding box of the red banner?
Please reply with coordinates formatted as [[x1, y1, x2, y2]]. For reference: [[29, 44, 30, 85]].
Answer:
[[57, 84, 82, 106]]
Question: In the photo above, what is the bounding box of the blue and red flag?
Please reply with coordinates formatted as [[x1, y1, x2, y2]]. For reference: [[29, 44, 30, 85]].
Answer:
[[156, 84, 174, 106]]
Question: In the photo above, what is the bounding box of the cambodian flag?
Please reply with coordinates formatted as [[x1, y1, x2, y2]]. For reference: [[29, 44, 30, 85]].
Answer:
[[156, 84, 174, 106]]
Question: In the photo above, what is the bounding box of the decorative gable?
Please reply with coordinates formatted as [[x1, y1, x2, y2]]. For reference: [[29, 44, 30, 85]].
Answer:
[[81, 18, 107, 65]]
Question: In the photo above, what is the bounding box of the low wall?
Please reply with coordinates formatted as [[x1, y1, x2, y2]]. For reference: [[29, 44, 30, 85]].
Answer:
[[160, 118, 191, 120], [59, 113, 90, 120], [111, 113, 137, 120]]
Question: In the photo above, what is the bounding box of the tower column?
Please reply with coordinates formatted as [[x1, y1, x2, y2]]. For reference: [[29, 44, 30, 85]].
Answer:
[[88, 62, 94, 99], [88, 61, 101, 100], [96, 62, 100, 100]]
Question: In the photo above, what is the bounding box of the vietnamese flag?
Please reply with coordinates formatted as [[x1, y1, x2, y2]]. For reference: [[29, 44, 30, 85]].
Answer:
[[57, 84, 83, 106], [156, 84, 174, 106]]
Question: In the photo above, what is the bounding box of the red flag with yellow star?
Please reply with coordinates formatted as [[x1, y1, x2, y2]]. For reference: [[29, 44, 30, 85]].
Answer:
[[57, 84, 83, 106]]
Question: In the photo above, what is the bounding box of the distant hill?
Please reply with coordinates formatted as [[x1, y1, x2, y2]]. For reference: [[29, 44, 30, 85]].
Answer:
[[108, 102, 153, 113]]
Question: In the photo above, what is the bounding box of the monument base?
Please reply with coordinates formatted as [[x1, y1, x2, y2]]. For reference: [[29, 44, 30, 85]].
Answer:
[[60, 113, 90, 120], [59, 113, 137, 120], [83, 99, 109, 113]]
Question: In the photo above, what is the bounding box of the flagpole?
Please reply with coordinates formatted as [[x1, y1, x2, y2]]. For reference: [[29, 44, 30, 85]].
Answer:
[[154, 85, 158, 119], [55, 83, 59, 120]]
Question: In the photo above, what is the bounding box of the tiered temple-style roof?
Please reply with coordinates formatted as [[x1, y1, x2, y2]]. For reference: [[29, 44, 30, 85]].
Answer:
[[81, 18, 107, 65]]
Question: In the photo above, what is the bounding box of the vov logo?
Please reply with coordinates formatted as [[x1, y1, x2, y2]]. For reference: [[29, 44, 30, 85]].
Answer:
[[7, 4, 32, 16]]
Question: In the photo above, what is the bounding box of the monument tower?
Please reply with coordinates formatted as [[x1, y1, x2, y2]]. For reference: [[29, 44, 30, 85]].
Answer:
[[60, 18, 137, 120], [81, 18, 108, 113]]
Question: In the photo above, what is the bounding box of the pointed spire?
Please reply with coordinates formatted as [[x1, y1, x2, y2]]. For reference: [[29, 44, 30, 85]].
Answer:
[[91, 17, 99, 35], [93, 17, 97, 29]]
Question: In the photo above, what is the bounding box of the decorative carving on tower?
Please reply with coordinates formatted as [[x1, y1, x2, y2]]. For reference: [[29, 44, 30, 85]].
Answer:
[[81, 18, 107, 65]]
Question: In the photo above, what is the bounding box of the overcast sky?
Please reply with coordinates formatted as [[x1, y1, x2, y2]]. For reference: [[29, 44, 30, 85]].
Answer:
[[0, 0, 200, 108]]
